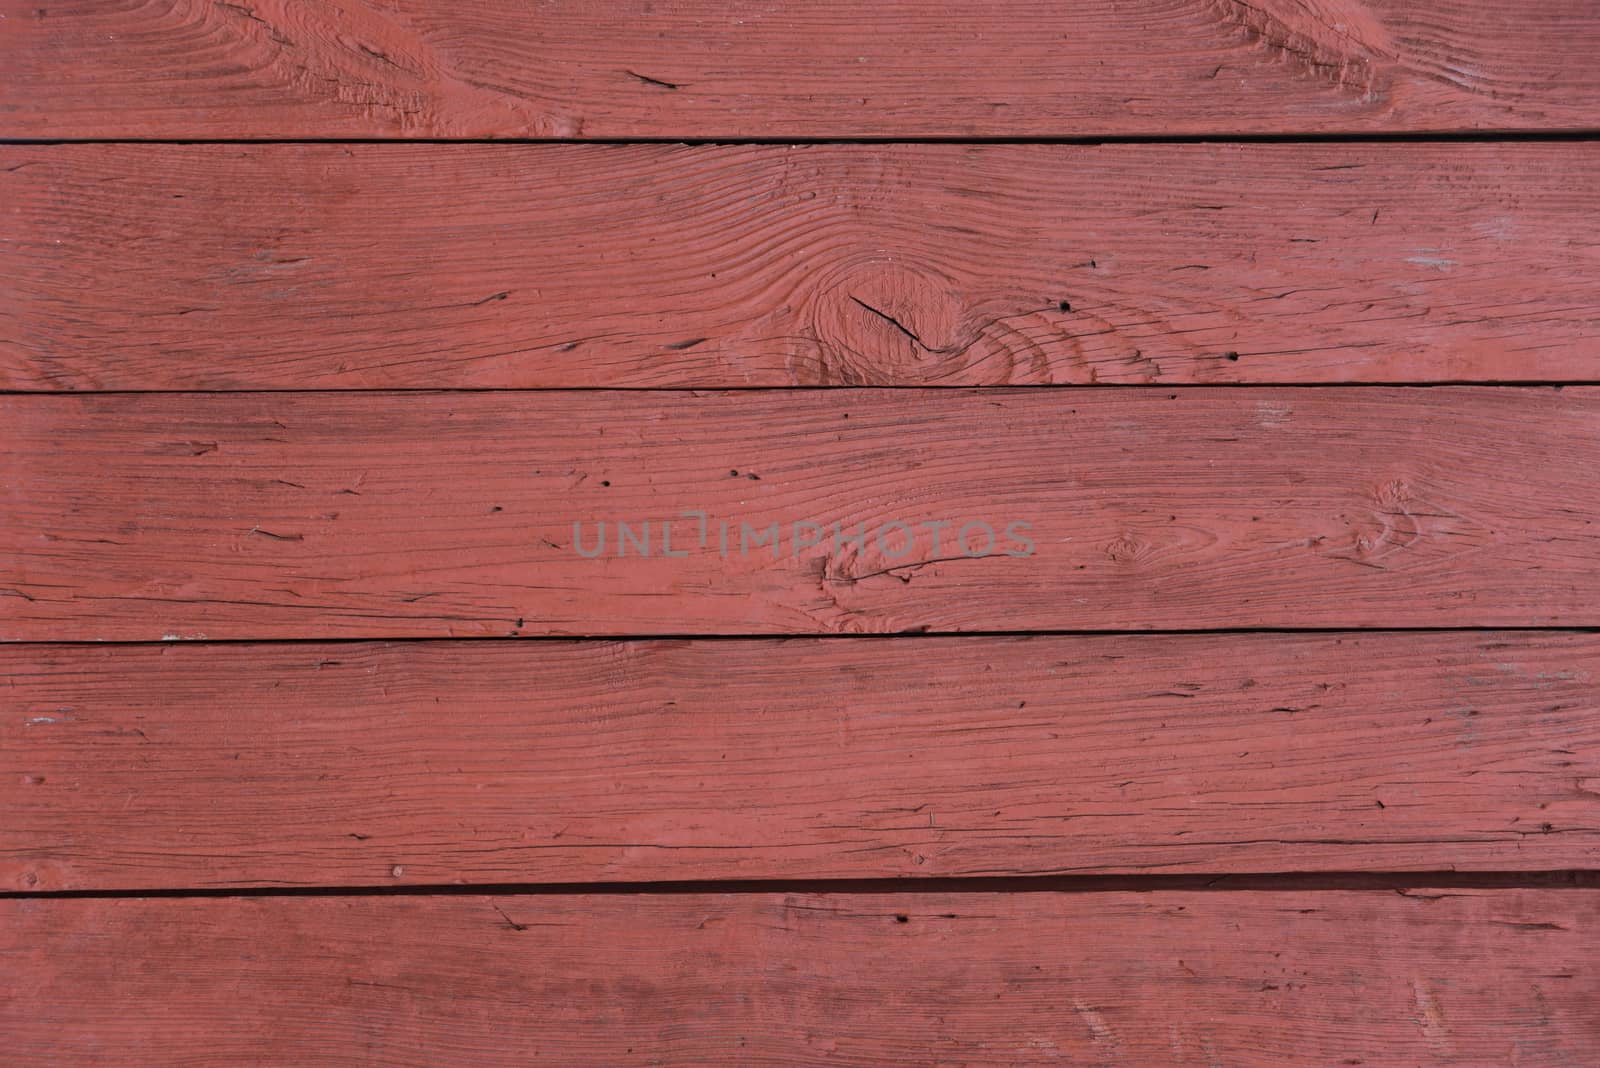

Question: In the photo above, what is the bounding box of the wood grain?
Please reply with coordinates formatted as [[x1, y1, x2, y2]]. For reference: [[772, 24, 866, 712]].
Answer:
[[6, 143, 1600, 389], [6, 2, 1600, 139], [7, 633, 1599, 891], [4, 387, 1598, 639], [5, 890, 1596, 1065]]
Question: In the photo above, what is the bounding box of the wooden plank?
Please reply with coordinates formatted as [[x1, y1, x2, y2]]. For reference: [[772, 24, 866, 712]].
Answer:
[[4, 890, 1595, 1065], [4, 387, 1598, 639], [6, 2, 1600, 139], [6, 633, 1599, 892], [5, 142, 1600, 390]]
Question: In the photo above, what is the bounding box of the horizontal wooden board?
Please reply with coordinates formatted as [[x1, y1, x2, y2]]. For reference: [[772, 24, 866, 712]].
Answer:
[[6, 633, 1599, 891], [4, 387, 1599, 638], [5, 890, 1596, 1065], [6, 144, 1599, 390], [6, 2, 1600, 139]]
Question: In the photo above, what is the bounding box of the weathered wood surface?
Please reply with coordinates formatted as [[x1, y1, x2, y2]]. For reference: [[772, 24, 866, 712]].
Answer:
[[6, 633, 1598, 891], [3, 387, 1597, 639], [5, 890, 1596, 1065], [5, 143, 1600, 390], [6, 2, 1600, 139]]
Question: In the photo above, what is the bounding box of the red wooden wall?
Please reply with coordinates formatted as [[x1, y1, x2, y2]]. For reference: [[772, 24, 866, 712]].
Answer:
[[3, 2, 1598, 1063]]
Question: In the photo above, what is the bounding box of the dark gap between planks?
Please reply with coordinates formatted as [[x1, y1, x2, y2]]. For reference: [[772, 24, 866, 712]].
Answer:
[[0, 382, 1594, 396], [6, 130, 1600, 147], [6, 872, 1598, 901]]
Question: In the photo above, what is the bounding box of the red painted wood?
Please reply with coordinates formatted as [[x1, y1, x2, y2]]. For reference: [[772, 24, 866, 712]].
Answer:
[[6, 2, 1600, 138], [4, 387, 1596, 639], [6, 143, 1598, 390], [6, 633, 1598, 892], [5, 890, 1596, 1065], [7, 0, 1594, 1047]]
